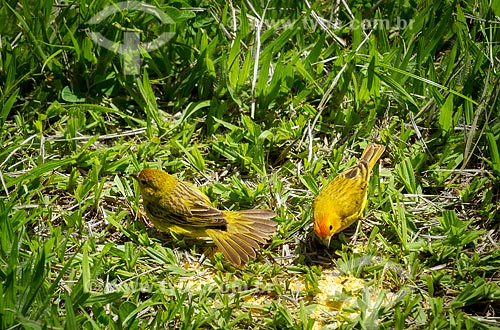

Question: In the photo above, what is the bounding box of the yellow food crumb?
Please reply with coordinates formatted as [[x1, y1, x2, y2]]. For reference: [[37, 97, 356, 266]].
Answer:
[[312, 271, 366, 329]]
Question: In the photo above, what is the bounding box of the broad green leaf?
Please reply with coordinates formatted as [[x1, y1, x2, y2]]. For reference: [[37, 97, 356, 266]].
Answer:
[[61, 86, 86, 103], [82, 242, 90, 293], [439, 94, 454, 135], [228, 36, 241, 92], [486, 132, 500, 174], [0, 88, 19, 131]]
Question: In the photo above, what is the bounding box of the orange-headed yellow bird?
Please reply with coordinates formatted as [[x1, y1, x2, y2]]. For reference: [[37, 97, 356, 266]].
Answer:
[[313, 144, 385, 246]]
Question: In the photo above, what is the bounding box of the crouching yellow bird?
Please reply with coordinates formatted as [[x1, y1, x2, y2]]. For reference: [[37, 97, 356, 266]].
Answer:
[[132, 169, 277, 266], [313, 144, 385, 246]]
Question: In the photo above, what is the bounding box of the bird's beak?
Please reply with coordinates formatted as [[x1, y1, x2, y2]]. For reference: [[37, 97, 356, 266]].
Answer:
[[130, 173, 139, 181], [322, 236, 332, 247]]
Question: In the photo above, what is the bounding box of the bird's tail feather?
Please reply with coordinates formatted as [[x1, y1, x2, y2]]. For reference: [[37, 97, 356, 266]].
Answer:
[[206, 209, 277, 266], [360, 143, 385, 171]]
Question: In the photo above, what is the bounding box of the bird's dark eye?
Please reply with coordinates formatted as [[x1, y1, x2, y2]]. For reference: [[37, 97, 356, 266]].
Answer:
[[140, 179, 149, 186], [329, 225, 333, 231]]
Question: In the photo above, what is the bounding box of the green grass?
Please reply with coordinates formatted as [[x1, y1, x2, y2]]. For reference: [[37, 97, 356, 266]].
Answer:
[[1, 0, 500, 328]]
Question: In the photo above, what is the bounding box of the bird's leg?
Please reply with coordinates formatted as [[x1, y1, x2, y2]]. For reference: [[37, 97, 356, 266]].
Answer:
[[351, 219, 362, 243], [198, 245, 217, 266]]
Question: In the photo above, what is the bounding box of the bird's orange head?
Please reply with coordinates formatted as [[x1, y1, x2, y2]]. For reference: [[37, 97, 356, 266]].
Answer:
[[313, 213, 340, 247], [131, 168, 176, 200]]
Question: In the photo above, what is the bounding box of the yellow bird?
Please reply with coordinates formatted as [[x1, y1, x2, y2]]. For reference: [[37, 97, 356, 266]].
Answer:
[[313, 144, 385, 246], [132, 169, 277, 266]]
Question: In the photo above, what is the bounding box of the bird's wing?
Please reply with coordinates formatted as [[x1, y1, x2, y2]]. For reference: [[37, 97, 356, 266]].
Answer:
[[321, 161, 369, 219], [158, 180, 227, 227]]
